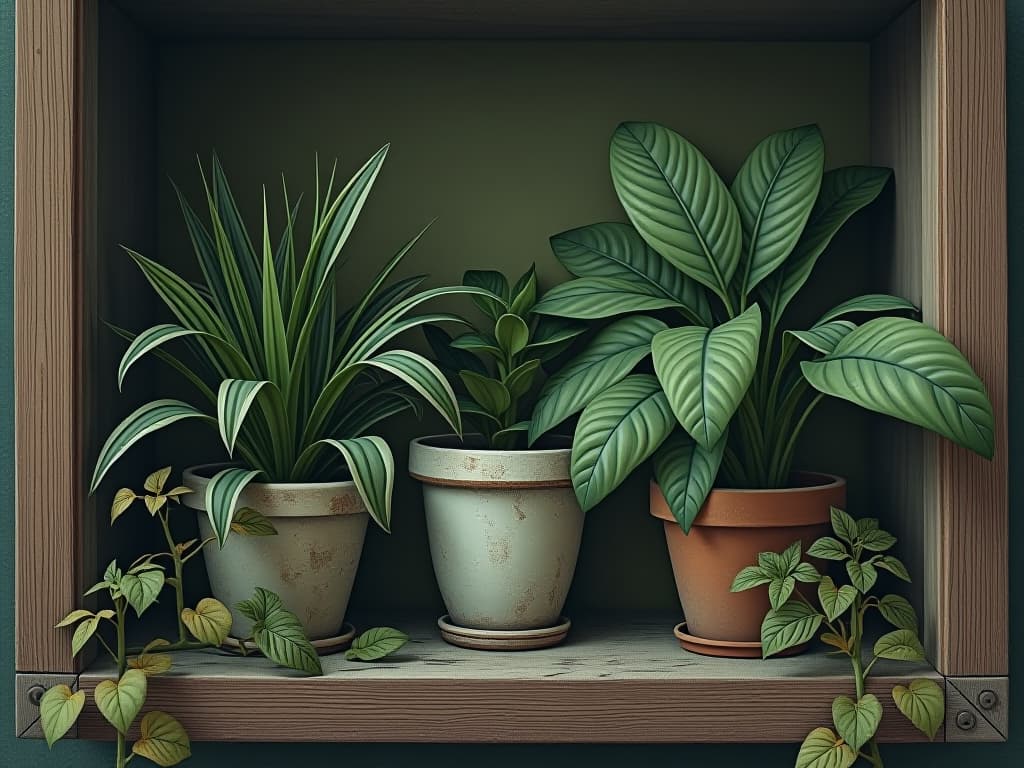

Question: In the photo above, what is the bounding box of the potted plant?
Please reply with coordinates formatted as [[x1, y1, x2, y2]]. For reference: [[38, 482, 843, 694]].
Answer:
[[409, 267, 587, 649], [89, 145, 493, 647], [530, 122, 994, 656]]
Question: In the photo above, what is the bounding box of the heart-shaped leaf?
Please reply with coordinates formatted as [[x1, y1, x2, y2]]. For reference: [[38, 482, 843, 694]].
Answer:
[[731, 565, 772, 592], [144, 466, 172, 494], [652, 429, 725, 532], [878, 594, 918, 631], [892, 679, 944, 740], [818, 576, 857, 621], [120, 568, 166, 618], [129, 650, 173, 677], [345, 626, 410, 661], [94, 669, 147, 734], [132, 711, 192, 766], [846, 561, 878, 594], [795, 727, 857, 768], [111, 488, 136, 523], [181, 598, 233, 646], [39, 685, 85, 747], [874, 629, 926, 661], [761, 600, 822, 658], [832, 694, 882, 752], [230, 507, 278, 536]]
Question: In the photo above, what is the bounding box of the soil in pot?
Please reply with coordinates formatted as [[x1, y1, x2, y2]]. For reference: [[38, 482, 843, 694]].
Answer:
[[651, 472, 845, 657]]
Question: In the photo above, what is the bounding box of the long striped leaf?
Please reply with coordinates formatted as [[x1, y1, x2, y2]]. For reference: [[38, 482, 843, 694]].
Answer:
[[570, 374, 676, 511], [801, 317, 994, 458], [205, 467, 262, 547], [319, 437, 395, 532], [731, 125, 824, 296], [529, 316, 666, 444], [172, 181, 235, 332], [261, 191, 290, 389], [651, 304, 762, 449], [108, 324, 216, 405], [117, 323, 249, 391], [211, 154, 262, 311], [610, 122, 742, 304], [814, 293, 917, 326], [532, 277, 685, 319], [652, 429, 726, 532], [365, 350, 461, 435], [217, 380, 270, 457], [349, 312, 467, 363], [91, 400, 213, 492], [550, 222, 711, 324], [336, 275, 428, 361]]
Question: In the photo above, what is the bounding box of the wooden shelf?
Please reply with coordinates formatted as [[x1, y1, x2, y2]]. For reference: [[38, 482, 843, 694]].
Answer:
[[77, 619, 941, 743]]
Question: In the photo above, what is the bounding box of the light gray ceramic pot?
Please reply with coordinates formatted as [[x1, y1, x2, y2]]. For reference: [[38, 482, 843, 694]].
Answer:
[[182, 464, 368, 641], [409, 435, 584, 631]]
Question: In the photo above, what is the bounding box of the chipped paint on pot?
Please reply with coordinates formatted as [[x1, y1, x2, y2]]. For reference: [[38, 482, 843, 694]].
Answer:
[[409, 435, 583, 631], [182, 464, 368, 641]]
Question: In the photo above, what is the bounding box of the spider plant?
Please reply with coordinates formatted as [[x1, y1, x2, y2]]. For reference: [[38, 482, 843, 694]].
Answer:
[[90, 145, 493, 546]]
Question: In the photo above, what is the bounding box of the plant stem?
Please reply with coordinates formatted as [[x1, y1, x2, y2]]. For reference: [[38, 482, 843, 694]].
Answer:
[[158, 509, 187, 643], [115, 597, 128, 768]]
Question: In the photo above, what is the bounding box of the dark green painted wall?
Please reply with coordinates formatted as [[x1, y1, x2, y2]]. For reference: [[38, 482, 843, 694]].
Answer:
[[1, 1, 1022, 765]]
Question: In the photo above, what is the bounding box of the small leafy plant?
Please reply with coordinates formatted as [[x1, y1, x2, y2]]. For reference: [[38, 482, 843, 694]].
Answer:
[[424, 266, 584, 449], [732, 507, 943, 767]]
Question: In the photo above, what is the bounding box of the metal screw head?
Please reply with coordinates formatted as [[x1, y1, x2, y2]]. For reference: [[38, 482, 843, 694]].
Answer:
[[27, 685, 46, 706], [978, 690, 998, 710], [956, 710, 977, 730]]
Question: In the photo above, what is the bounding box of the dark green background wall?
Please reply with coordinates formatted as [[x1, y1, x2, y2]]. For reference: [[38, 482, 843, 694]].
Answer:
[[1, 1, 1022, 765]]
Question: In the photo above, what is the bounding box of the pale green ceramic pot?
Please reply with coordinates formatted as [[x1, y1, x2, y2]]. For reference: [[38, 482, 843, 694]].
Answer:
[[182, 464, 369, 641], [409, 435, 584, 631]]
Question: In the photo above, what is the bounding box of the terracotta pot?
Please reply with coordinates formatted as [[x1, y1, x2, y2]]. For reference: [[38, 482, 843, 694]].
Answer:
[[650, 472, 845, 649]]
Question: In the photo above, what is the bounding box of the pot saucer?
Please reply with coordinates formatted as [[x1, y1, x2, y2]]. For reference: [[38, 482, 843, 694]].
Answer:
[[222, 622, 356, 657], [673, 621, 808, 659], [438, 614, 571, 651]]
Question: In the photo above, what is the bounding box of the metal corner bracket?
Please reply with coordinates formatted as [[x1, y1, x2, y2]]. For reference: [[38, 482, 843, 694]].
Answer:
[[15, 672, 80, 739], [945, 676, 1009, 742]]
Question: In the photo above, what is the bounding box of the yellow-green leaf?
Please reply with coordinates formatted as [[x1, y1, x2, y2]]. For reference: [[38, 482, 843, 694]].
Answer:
[[230, 507, 278, 536], [144, 494, 168, 514], [94, 669, 147, 734], [820, 632, 849, 653], [129, 649, 173, 676], [111, 488, 136, 523], [164, 485, 193, 498], [795, 727, 857, 768], [71, 616, 101, 656], [144, 466, 172, 494], [892, 678, 944, 740], [873, 629, 925, 661], [832, 694, 882, 751], [132, 711, 192, 767], [55, 609, 94, 628], [181, 597, 232, 645], [39, 685, 85, 748]]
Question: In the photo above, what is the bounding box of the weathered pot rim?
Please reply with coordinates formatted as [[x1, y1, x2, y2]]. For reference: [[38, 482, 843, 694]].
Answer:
[[650, 471, 845, 528], [409, 434, 573, 489]]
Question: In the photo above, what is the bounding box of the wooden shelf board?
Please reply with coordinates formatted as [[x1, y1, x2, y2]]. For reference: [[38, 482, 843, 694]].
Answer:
[[77, 618, 942, 743]]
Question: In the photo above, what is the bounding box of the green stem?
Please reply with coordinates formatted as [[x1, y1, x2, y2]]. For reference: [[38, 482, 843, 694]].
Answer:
[[769, 391, 822, 486], [115, 597, 128, 768], [158, 509, 187, 644]]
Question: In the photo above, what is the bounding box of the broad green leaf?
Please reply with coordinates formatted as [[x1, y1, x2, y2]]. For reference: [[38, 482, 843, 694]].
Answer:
[[90, 400, 214, 493], [807, 536, 849, 561], [94, 670, 147, 734], [857, 517, 880, 534], [786, 321, 857, 355], [731, 124, 824, 296], [793, 562, 822, 583], [861, 528, 897, 552], [230, 507, 278, 536], [761, 600, 822, 658], [795, 727, 856, 768], [759, 166, 892, 324], [182, 597, 233, 645], [878, 594, 918, 631], [493, 421, 531, 443], [132, 711, 192, 766], [460, 371, 511, 417], [345, 626, 410, 661], [526, 315, 587, 354], [874, 629, 926, 661], [253, 604, 322, 676], [876, 555, 912, 582], [71, 616, 101, 657], [509, 265, 538, 316], [815, 293, 917, 326], [39, 685, 85, 748], [731, 565, 772, 592], [216, 379, 270, 457], [205, 467, 262, 548], [110, 488, 136, 523], [529, 316, 665, 444], [801, 317, 994, 458], [892, 679, 944, 740], [55, 609, 94, 628], [832, 694, 882, 752], [830, 507, 859, 545], [494, 313, 529, 355], [550, 221, 711, 324], [532, 276, 685, 319], [463, 269, 509, 319], [610, 121, 742, 303], [818, 576, 857, 621], [570, 375, 675, 511], [319, 437, 395, 533], [768, 576, 796, 610], [846, 560, 878, 594], [652, 429, 725, 532], [120, 568, 165, 617], [504, 359, 540, 399], [758, 551, 787, 578], [652, 304, 762, 449]]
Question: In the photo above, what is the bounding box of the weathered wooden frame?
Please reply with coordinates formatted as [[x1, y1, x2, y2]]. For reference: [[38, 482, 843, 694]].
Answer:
[[13, 0, 1007, 743]]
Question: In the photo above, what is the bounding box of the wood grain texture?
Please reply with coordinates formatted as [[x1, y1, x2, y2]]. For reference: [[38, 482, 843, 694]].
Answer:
[[14, 0, 83, 674], [922, 0, 1008, 677], [112, 0, 914, 40], [78, 620, 941, 742]]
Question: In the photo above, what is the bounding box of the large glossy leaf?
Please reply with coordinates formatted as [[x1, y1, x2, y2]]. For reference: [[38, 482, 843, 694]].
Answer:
[[570, 375, 675, 511], [459, 371, 511, 416], [786, 320, 856, 355], [132, 711, 192, 766], [801, 317, 995, 458], [814, 293, 917, 326], [796, 727, 856, 768], [529, 316, 666, 443], [550, 221, 711, 323], [91, 400, 214, 493], [731, 125, 824, 296], [205, 467, 262, 548], [40, 685, 86, 748], [319, 437, 395, 532], [610, 121, 742, 304], [759, 166, 892, 323], [892, 679, 944, 740], [94, 670, 147, 734], [217, 379, 270, 457], [652, 429, 725, 532], [532, 277, 685, 319], [651, 304, 762, 449]]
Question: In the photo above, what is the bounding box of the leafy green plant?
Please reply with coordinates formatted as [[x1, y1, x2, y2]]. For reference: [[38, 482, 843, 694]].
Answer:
[[424, 266, 584, 449], [732, 507, 942, 767], [529, 122, 994, 527], [89, 146, 499, 546]]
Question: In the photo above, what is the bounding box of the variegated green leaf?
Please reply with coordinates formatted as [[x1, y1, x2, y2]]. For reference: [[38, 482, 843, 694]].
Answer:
[[532, 276, 686, 319], [205, 467, 262, 547], [365, 350, 461, 435], [118, 324, 211, 390], [319, 437, 395, 533], [217, 379, 270, 456], [652, 429, 725, 532]]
